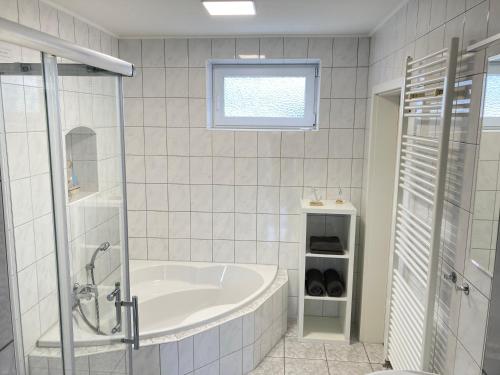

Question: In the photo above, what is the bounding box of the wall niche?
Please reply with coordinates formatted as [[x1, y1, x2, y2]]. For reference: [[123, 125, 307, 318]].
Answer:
[[65, 126, 98, 202]]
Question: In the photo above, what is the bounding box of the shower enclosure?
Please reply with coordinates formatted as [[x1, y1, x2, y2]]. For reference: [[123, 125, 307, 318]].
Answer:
[[0, 17, 137, 375]]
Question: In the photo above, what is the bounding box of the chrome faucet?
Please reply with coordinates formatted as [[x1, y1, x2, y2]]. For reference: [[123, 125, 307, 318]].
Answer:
[[72, 241, 112, 335], [72, 282, 97, 309], [107, 282, 122, 334]]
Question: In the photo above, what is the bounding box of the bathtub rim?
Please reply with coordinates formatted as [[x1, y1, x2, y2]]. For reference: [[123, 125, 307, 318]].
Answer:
[[36, 260, 281, 350]]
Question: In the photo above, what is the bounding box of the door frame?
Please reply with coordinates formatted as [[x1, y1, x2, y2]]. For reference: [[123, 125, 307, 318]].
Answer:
[[359, 77, 404, 345]]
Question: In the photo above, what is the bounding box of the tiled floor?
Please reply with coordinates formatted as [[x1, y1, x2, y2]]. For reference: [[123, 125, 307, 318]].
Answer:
[[250, 321, 389, 374]]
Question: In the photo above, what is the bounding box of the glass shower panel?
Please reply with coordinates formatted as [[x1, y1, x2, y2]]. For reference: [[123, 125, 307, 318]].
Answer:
[[0, 43, 62, 372], [56, 58, 131, 350]]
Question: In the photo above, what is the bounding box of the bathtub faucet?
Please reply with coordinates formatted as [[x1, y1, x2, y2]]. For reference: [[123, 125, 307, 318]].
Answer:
[[72, 282, 97, 309], [107, 281, 122, 334]]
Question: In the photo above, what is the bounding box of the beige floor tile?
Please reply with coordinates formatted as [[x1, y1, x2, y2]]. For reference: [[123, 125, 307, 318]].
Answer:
[[370, 363, 388, 371], [250, 357, 284, 374], [284, 337, 326, 360], [363, 343, 385, 364], [285, 358, 329, 375], [268, 339, 285, 358], [327, 361, 373, 375], [324, 342, 368, 362], [286, 320, 297, 337]]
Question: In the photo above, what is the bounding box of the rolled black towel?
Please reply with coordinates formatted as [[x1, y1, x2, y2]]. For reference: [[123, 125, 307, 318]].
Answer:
[[324, 269, 344, 297], [306, 269, 326, 297]]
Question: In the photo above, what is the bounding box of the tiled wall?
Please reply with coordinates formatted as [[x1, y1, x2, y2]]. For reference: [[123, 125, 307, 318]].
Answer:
[[368, 0, 499, 373], [118, 36, 370, 320], [470, 131, 500, 273], [0, 0, 120, 361]]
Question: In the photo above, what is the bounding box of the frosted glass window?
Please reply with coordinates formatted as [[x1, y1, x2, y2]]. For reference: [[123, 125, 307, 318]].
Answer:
[[224, 77, 306, 118], [207, 60, 320, 130]]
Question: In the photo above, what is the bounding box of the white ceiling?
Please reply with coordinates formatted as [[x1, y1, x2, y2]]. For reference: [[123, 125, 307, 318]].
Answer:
[[47, 0, 405, 38]]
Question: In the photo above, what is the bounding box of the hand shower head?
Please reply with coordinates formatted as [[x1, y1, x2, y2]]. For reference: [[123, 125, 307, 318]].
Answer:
[[87, 242, 112, 271], [97, 241, 111, 252]]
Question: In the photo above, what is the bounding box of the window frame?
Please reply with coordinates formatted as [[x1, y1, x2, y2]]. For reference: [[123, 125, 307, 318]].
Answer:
[[206, 59, 321, 131]]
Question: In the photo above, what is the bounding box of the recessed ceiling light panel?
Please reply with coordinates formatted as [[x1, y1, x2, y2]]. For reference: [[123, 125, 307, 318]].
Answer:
[[202, 1, 256, 16]]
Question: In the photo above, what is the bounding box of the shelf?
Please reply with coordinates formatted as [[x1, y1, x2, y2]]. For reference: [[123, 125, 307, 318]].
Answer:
[[304, 293, 347, 302], [68, 190, 97, 205], [301, 199, 357, 215], [305, 250, 349, 259], [299, 199, 356, 343], [302, 316, 346, 342]]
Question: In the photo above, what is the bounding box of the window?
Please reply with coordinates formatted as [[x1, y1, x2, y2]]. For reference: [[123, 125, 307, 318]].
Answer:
[[483, 72, 500, 131], [207, 59, 320, 130]]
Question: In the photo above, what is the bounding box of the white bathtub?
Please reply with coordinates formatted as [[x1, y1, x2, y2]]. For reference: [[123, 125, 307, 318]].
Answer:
[[38, 260, 277, 347]]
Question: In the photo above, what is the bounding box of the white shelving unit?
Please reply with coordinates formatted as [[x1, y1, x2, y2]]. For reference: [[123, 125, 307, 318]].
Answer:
[[298, 199, 357, 343]]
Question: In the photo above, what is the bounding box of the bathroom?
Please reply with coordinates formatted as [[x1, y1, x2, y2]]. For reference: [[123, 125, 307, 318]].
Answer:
[[0, 0, 499, 374]]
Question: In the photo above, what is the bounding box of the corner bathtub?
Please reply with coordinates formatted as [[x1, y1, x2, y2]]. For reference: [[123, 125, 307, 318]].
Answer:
[[38, 260, 278, 347]]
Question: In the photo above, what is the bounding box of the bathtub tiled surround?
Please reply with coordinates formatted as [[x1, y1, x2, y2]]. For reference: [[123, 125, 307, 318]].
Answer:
[[368, 0, 497, 373], [120, 36, 369, 322], [29, 270, 288, 375]]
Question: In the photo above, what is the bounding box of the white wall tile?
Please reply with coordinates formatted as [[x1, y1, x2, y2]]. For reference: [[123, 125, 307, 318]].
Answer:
[[144, 98, 167, 127], [333, 37, 358, 67], [114, 33, 375, 335], [257, 214, 279, 241], [281, 133, 304, 158], [190, 185, 212, 212], [213, 186, 234, 213], [165, 39, 188, 67], [188, 39, 212, 68], [190, 157, 212, 184], [190, 128, 212, 156], [0, 0, 19, 22], [165, 68, 188, 98], [144, 127, 167, 155], [235, 213, 256, 240], [235, 241, 256, 263], [212, 38, 235, 59], [119, 39, 142, 67], [18, 263, 38, 313], [235, 186, 257, 213], [220, 317, 243, 357], [236, 38, 259, 57], [18, 0, 40, 30], [213, 213, 234, 240], [331, 68, 356, 98], [308, 38, 333, 67], [191, 239, 212, 261], [166, 98, 189, 126], [194, 327, 219, 369], [169, 238, 190, 260], [260, 37, 283, 58], [191, 212, 212, 239], [235, 132, 257, 157], [143, 68, 166, 97], [142, 39, 165, 67]]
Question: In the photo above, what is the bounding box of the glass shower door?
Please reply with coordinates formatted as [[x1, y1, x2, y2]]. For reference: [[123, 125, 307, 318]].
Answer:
[[0, 15, 136, 374], [42, 53, 136, 363], [0, 44, 65, 374]]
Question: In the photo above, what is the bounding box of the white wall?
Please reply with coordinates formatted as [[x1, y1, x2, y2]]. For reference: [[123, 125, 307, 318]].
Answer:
[[367, 0, 499, 373], [119, 36, 370, 320]]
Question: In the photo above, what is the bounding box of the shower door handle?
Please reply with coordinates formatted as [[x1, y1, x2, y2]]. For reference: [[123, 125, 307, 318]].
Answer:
[[121, 296, 139, 350]]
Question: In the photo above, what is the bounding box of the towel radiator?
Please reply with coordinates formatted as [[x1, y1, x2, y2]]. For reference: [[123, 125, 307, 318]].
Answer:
[[384, 37, 459, 371]]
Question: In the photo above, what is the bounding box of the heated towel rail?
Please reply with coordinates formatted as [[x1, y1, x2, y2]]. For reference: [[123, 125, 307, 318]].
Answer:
[[384, 37, 459, 371]]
